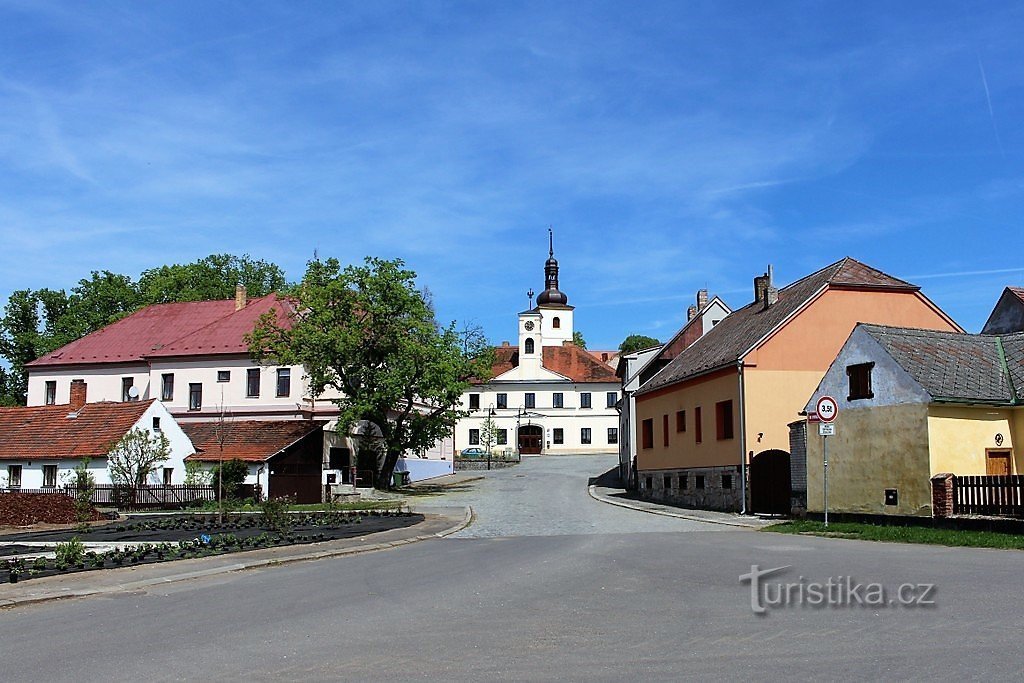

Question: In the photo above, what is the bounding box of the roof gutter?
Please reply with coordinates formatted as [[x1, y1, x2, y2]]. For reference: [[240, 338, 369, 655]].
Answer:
[[995, 336, 1020, 406], [737, 360, 748, 515]]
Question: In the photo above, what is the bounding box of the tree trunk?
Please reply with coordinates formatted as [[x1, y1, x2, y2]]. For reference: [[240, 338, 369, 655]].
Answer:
[[376, 448, 403, 490]]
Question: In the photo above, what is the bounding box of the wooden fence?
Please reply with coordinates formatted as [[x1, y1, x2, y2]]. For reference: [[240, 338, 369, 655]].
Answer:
[[0, 484, 259, 510], [953, 475, 1024, 517]]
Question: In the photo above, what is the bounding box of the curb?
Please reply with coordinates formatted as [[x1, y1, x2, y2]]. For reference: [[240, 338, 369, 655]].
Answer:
[[0, 506, 473, 609], [587, 485, 762, 529]]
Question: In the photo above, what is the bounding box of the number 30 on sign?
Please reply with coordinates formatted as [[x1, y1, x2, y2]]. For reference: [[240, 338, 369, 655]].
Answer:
[[815, 395, 838, 423]]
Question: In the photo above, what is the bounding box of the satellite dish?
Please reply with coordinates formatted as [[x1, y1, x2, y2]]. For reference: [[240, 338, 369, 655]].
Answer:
[[128, 386, 141, 399]]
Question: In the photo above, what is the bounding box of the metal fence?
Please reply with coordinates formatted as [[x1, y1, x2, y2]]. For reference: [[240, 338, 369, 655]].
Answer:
[[0, 484, 259, 510]]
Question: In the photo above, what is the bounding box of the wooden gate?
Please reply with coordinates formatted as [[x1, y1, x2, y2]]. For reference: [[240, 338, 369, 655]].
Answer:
[[749, 449, 791, 515], [518, 425, 543, 455]]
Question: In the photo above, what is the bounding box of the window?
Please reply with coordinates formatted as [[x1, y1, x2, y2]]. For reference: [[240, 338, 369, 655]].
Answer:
[[276, 368, 291, 397], [525, 338, 535, 354], [641, 419, 654, 449], [679, 474, 688, 490], [695, 406, 703, 443], [664, 475, 672, 489], [496, 393, 507, 409], [676, 410, 686, 432], [716, 400, 734, 440], [525, 393, 535, 409], [469, 429, 480, 445], [663, 414, 669, 447], [606, 391, 618, 408], [581, 428, 592, 445], [246, 369, 260, 398], [152, 417, 161, 432], [217, 370, 230, 383], [553, 428, 564, 444], [7, 465, 21, 488], [722, 474, 733, 490], [695, 475, 705, 490], [161, 373, 174, 401], [552, 317, 561, 329], [189, 383, 202, 411], [44, 381, 56, 405], [580, 393, 592, 409], [163, 468, 173, 486], [607, 427, 618, 444], [847, 362, 875, 401], [497, 429, 508, 445], [552, 392, 564, 408], [645, 476, 653, 490], [122, 377, 135, 402], [42, 465, 57, 488], [469, 393, 480, 410]]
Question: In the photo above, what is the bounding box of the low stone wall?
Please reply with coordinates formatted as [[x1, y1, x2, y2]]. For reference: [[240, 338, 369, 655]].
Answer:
[[455, 460, 520, 470], [637, 466, 743, 512]]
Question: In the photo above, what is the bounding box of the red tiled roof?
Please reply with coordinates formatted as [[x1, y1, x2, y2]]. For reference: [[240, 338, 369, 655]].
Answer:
[[183, 420, 322, 462], [0, 400, 155, 460], [1010, 287, 1024, 304], [483, 343, 619, 383], [27, 295, 291, 367], [147, 295, 292, 358]]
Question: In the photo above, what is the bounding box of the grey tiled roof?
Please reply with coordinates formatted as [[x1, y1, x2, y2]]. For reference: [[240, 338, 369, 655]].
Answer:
[[637, 258, 919, 395], [861, 324, 1024, 404]]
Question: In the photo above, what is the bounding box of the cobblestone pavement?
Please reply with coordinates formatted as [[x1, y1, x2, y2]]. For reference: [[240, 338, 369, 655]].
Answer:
[[422, 454, 742, 538]]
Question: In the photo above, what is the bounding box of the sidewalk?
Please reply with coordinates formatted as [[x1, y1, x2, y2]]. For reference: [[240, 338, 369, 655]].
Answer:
[[588, 484, 772, 529], [0, 504, 470, 610]]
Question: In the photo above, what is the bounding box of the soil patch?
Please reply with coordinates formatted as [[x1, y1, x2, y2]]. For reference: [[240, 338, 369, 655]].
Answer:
[[0, 493, 102, 526]]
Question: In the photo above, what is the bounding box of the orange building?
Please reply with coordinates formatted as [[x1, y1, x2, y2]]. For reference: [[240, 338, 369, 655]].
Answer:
[[633, 258, 962, 513]]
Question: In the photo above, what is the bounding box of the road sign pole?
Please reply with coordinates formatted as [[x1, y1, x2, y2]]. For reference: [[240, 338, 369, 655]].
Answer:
[[823, 434, 829, 528]]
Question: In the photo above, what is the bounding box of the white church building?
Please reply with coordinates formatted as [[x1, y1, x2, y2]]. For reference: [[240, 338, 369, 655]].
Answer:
[[456, 236, 621, 455]]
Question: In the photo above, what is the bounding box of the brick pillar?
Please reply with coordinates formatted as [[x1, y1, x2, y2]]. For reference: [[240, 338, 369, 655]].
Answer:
[[931, 473, 954, 518]]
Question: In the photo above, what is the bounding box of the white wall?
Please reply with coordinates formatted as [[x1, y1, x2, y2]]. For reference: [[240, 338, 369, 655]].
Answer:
[[27, 364, 150, 406]]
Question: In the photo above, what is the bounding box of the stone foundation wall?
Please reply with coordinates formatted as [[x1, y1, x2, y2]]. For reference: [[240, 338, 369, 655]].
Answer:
[[789, 419, 808, 517], [637, 465, 743, 512], [455, 460, 520, 470]]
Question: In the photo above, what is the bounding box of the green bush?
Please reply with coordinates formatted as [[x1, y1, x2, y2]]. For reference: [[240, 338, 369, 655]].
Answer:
[[211, 459, 249, 498], [55, 537, 86, 566], [260, 495, 294, 533]]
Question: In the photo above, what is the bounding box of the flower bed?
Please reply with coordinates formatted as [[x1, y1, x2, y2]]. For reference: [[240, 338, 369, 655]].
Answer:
[[0, 492, 103, 526], [2, 510, 421, 583]]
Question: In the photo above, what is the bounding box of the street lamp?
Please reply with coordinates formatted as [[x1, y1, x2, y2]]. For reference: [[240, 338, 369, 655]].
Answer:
[[487, 405, 496, 471]]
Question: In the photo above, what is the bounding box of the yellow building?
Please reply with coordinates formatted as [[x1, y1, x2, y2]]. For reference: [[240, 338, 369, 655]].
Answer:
[[804, 324, 1024, 517], [634, 258, 961, 513]]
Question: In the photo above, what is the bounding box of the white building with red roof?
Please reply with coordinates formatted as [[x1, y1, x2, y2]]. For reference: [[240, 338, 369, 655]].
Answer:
[[456, 235, 622, 456]]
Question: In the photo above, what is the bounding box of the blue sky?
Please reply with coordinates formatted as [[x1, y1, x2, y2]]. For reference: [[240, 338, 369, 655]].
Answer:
[[1, 1, 1022, 348]]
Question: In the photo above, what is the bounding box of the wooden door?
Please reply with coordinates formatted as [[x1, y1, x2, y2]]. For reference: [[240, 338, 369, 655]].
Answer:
[[749, 449, 792, 515], [518, 425, 543, 455], [986, 450, 1012, 476]]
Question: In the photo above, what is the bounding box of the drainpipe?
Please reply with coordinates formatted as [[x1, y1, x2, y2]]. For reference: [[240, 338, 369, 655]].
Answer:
[[737, 361, 748, 515]]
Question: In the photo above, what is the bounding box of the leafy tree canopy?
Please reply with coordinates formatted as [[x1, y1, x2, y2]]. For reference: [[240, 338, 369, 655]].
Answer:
[[572, 330, 587, 349], [139, 254, 286, 304], [107, 427, 171, 487], [619, 334, 662, 354], [247, 256, 493, 488]]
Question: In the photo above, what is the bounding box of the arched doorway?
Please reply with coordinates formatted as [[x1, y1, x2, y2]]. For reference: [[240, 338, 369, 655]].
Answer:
[[518, 425, 543, 455], [749, 449, 791, 515]]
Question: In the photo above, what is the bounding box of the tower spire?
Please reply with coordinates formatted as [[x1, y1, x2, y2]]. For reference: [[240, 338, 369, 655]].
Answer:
[[537, 228, 568, 306], [548, 226, 554, 258]]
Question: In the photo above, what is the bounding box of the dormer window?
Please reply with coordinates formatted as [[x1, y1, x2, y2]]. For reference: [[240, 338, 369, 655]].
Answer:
[[552, 317, 561, 329], [847, 362, 874, 401], [525, 338, 535, 354]]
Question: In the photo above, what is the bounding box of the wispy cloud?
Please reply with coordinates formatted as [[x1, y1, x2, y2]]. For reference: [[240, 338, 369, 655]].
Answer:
[[976, 56, 1005, 157]]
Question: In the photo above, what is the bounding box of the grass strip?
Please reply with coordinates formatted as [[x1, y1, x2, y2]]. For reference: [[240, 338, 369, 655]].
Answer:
[[765, 519, 1024, 550]]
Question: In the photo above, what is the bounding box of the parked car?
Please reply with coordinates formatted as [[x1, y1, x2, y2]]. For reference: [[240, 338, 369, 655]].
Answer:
[[460, 447, 486, 458]]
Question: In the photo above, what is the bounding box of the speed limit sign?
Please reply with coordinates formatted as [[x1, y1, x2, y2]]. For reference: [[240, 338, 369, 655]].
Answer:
[[816, 395, 838, 423]]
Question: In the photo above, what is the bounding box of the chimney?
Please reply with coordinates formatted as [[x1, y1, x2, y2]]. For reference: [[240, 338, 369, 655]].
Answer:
[[696, 289, 708, 311], [687, 305, 698, 321], [501, 341, 510, 347], [753, 273, 769, 303], [69, 380, 87, 411], [235, 284, 247, 311], [763, 264, 778, 309]]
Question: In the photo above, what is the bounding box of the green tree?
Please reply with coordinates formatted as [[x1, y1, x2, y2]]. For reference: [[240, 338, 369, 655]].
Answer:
[[248, 256, 493, 489], [107, 428, 171, 487], [139, 254, 286, 304], [572, 330, 587, 349], [211, 459, 249, 498], [619, 334, 662, 354], [0, 290, 49, 404], [479, 413, 499, 456]]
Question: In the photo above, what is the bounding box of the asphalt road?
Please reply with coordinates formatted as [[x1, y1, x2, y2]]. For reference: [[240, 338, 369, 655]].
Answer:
[[1, 455, 1022, 681]]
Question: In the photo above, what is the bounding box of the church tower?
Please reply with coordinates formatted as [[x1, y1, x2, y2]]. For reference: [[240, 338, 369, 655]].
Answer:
[[534, 228, 574, 347]]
